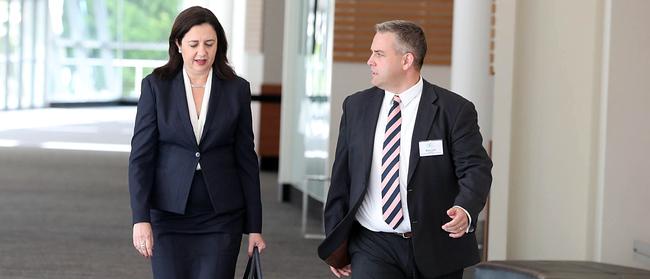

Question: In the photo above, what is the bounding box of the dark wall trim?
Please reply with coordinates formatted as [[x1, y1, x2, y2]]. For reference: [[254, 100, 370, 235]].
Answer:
[[49, 100, 137, 108], [251, 95, 281, 103], [48, 94, 280, 108]]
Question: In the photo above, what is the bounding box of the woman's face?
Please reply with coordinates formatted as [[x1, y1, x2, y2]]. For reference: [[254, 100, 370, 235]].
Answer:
[[176, 23, 218, 76]]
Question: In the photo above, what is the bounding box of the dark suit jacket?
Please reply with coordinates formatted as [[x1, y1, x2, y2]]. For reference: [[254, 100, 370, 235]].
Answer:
[[317, 80, 492, 278], [128, 71, 262, 234]]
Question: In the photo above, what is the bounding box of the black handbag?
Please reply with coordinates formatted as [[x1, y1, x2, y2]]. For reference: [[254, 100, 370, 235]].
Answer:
[[243, 246, 263, 279]]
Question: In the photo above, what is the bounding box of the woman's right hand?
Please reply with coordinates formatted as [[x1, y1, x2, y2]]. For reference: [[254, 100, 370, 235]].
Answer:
[[132, 222, 154, 258]]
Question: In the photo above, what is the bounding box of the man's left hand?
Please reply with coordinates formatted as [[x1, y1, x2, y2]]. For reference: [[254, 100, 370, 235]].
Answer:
[[442, 207, 469, 238]]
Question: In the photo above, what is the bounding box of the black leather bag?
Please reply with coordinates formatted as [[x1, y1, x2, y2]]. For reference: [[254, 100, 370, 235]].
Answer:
[[243, 247, 263, 279]]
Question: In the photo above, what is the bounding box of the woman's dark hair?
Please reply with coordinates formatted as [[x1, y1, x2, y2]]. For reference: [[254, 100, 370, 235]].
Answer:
[[153, 6, 236, 80]]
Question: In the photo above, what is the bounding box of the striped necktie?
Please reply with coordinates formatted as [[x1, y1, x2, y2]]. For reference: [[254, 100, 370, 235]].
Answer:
[[381, 95, 404, 229]]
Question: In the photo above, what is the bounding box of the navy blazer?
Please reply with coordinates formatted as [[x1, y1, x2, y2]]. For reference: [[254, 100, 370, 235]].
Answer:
[[128, 71, 262, 233], [318, 80, 492, 278]]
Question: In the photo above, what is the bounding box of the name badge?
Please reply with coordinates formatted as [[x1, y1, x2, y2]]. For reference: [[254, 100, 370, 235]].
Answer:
[[419, 140, 443, 157]]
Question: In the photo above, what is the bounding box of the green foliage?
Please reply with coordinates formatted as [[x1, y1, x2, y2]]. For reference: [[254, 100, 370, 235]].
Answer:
[[111, 0, 180, 96], [59, 0, 180, 43], [108, 0, 180, 43]]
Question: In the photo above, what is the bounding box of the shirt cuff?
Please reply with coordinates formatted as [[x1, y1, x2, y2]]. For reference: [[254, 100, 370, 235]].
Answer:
[[453, 205, 472, 233]]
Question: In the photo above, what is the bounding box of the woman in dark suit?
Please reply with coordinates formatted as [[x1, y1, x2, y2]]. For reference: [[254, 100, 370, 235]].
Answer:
[[128, 6, 266, 279]]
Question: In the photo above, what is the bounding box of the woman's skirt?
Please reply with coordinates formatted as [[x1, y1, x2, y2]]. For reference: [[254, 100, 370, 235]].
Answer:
[[150, 171, 244, 279]]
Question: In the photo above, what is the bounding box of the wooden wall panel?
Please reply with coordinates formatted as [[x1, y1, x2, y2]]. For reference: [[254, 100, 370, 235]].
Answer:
[[259, 84, 282, 157], [334, 0, 454, 65]]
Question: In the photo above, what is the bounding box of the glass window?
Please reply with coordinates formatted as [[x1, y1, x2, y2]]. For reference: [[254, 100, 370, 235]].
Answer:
[[0, 0, 181, 109], [49, 0, 180, 103]]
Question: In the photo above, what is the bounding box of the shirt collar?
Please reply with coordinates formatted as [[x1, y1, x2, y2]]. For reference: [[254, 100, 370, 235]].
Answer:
[[384, 76, 423, 108]]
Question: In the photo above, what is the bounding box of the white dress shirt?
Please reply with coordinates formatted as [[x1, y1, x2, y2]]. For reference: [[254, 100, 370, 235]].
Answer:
[[182, 68, 213, 170], [355, 77, 423, 233], [354, 77, 472, 234]]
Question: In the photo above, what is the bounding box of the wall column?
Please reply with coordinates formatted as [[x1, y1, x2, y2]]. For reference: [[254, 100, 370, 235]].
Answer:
[[450, 0, 493, 146]]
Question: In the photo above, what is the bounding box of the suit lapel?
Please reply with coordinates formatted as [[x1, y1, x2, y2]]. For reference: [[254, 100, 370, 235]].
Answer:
[[407, 81, 439, 184], [362, 88, 385, 185], [199, 72, 222, 145], [172, 72, 198, 148]]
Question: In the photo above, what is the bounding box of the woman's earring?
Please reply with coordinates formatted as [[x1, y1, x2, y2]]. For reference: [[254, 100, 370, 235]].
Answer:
[[178, 49, 182, 53]]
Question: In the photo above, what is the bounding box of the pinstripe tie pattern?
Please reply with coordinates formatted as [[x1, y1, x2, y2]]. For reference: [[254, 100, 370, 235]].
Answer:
[[381, 95, 404, 229]]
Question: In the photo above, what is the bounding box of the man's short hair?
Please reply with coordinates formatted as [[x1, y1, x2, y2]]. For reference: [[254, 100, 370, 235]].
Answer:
[[375, 20, 427, 70]]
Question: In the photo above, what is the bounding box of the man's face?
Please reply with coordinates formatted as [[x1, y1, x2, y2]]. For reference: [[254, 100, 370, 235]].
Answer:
[[367, 32, 406, 91]]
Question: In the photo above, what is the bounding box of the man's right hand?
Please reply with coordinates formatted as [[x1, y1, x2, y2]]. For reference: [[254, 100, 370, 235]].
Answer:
[[329, 265, 351, 278]]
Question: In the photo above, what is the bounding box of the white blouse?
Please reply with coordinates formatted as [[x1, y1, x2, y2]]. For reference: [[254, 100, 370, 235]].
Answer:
[[182, 68, 213, 170]]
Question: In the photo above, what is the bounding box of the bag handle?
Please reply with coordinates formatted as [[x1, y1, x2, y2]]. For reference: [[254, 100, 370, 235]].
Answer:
[[243, 246, 263, 279]]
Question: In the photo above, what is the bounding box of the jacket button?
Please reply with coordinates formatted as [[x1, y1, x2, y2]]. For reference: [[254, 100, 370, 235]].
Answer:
[[411, 220, 418, 224], [407, 188, 413, 192], [195, 152, 200, 158]]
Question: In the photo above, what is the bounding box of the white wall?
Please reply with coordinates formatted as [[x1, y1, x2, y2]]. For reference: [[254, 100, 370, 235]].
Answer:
[[490, 0, 650, 269], [599, 0, 650, 269], [262, 0, 285, 85], [450, 0, 493, 146], [489, 0, 517, 260], [278, 0, 307, 186], [491, 0, 605, 260], [241, 0, 264, 94]]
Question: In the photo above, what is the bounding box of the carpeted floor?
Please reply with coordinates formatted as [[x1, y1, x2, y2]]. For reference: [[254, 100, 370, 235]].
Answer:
[[0, 146, 330, 279], [0, 108, 476, 278]]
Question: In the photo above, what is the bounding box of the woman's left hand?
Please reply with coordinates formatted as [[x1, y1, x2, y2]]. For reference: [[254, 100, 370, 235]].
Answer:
[[247, 233, 266, 256]]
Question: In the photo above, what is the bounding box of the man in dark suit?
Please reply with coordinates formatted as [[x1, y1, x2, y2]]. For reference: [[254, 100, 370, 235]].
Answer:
[[318, 20, 492, 279]]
